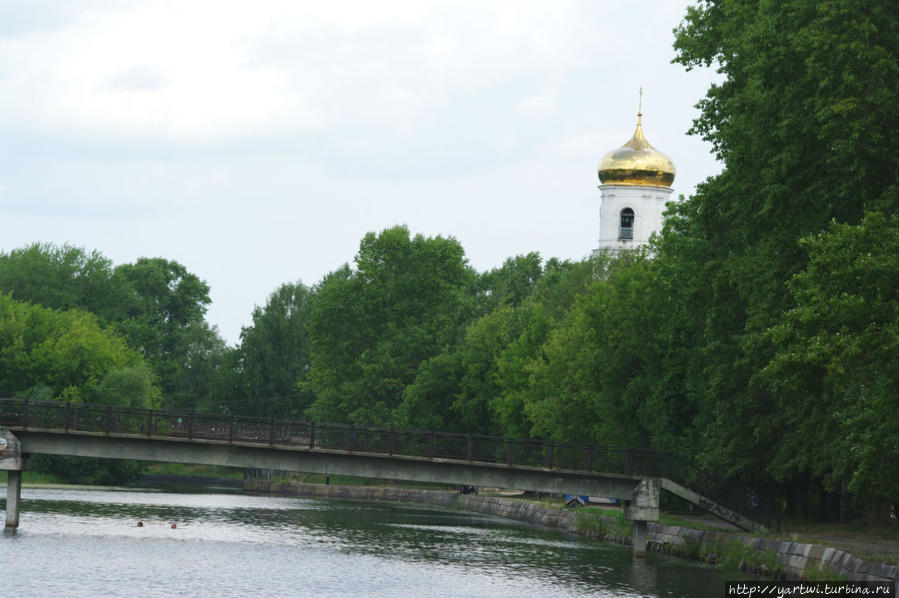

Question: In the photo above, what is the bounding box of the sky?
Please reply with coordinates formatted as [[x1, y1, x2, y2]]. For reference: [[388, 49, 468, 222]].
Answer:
[[0, 0, 721, 345]]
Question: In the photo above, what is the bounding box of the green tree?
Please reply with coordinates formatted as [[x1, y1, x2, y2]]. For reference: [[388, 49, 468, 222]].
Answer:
[[0, 294, 160, 485], [114, 257, 212, 402], [236, 281, 314, 419], [399, 253, 549, 435], [760, 212, 899, 503], [659, 0, 899, 502], [521, 253, 660, 445], [396, 350, 464, 432], [400, 257, 594, 437], [475, 253, 544, 312], [492, 258, 596, 439], [0, 294, 158, 406], [305, 226, 475, 426], [0, 245, 223, 409], [165, 321, 237, 413], [0, 243, 132, 323], [452, 306, 521, 436]]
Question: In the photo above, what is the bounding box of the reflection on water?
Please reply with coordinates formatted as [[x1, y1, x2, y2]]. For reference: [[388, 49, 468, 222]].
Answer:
[[1, 487, 737, 597]]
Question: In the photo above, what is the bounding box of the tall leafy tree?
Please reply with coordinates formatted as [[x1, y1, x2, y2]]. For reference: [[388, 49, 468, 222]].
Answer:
[[491, 258, 596, 439], [523, 254, 661, 446], [653, 0, 899, 505], [305, 226, 475, 426], [399, 257, 595, 437], [761, 212, 899, 503], [475, 253, 544, 313], [165, 321, 237, 413], [0, 245, 222, 408], [114, 257, 212, 402], [236, 281, 313, 419], [0, 294, 158, 406], [396, 350, 464, 432], [0, 294, 160, 484], [0, 243, 132, 323]]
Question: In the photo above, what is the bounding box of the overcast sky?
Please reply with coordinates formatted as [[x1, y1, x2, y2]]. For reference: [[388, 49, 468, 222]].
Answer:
[[0, 0, 721, 345]]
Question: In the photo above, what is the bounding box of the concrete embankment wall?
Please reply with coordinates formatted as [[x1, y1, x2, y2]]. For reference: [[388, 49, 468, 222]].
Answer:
[[245, 479, 898, 583], [648, 524, 898, 583]]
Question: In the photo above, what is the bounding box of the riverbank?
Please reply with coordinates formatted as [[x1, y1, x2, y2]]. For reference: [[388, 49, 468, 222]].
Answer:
[[245, 478, 899, 584]]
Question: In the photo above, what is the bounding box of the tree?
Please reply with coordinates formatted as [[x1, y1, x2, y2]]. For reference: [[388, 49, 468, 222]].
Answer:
[[305, 226, 475, 426], [0, 294, 160, 485], [165, 321, 238, 413], [760, 212, 899, 504], [0, 294, 158, 406], [521, 253, 662, 445], [114, 257, 212, 402], [475, 253, 544, 312], [0, 243, 132, 323], [236, 281, 314, 419], [396, 350, 464, 432], [400, 257, 595, 437], [0, 245, 222, 408], [492, 258, 597, 439], [452, 306, 521, 436], [671, 0, 898, 328], [652, 0, 899, 506]]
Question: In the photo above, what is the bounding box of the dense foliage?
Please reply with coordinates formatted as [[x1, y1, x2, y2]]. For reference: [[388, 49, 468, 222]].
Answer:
[[231, 281, 313, 419], [304, 226, 475, 426], [0, 294, 159, 484]]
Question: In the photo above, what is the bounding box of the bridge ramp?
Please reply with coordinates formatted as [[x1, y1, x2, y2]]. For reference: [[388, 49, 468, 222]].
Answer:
[[660, 478, 767, 534]]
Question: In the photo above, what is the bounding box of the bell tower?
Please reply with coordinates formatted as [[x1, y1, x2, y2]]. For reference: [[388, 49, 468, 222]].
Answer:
[[594, 90, 675, 255]]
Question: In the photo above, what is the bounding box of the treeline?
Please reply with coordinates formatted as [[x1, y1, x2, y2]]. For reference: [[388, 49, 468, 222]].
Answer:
[[1, 0, 897, 517]]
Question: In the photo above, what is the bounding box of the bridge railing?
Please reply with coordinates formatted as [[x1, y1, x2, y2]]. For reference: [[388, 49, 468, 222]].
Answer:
[[0, 398, 692, 479]]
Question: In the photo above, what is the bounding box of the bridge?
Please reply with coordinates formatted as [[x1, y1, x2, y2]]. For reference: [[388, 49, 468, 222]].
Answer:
[[0, 399, 766, 555]]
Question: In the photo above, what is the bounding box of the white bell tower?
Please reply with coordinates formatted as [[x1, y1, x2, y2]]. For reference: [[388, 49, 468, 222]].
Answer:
[[593, 91, 675, 255]]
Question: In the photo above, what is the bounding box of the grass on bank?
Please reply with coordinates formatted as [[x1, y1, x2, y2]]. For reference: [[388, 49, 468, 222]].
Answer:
[[277, 472, 455, 491], [0, 464, 244, 485], [144, 462, 244, 479], [0, 469, 68, 485]]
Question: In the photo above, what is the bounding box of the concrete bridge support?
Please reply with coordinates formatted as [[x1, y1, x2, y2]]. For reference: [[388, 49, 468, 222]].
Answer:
[[623, 478, 660, 557], [5, 470, 22, 528], [1, 429, 26, 529]]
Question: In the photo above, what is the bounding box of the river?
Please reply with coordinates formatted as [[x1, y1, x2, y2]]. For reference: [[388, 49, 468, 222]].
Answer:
[[1, 486, 739, 597]]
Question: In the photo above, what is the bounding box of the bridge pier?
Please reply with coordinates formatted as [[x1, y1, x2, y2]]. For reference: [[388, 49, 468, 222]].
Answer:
[[623, 478, 660, 557], [5, 470, 22, 528], [1, 429, 26, 529]]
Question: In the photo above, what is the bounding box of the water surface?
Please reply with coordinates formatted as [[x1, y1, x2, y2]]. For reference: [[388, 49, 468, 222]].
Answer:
[[1, 487, 740, 597]]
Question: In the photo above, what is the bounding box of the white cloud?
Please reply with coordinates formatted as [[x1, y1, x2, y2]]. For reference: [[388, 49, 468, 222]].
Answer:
[[0, 0, 595, 144], [516, 94, 557, 118]]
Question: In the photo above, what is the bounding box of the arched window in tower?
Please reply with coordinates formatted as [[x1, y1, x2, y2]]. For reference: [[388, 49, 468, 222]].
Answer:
[[619, 208, 634, 240]]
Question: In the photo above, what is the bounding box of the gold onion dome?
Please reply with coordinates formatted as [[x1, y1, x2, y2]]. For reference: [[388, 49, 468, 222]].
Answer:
[[598, 112, 675, 188]]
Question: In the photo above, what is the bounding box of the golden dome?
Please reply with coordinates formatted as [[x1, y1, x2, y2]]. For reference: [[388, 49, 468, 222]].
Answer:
[[598, 112, 675, 188]]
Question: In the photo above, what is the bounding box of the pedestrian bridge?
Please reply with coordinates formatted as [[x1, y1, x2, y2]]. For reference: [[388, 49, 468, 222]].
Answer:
[[0, 399, 766, 554]]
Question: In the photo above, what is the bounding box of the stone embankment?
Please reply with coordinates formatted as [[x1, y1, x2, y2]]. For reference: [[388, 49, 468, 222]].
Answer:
[[245, 479, 898, 583], [648, 524, 898, 583]]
